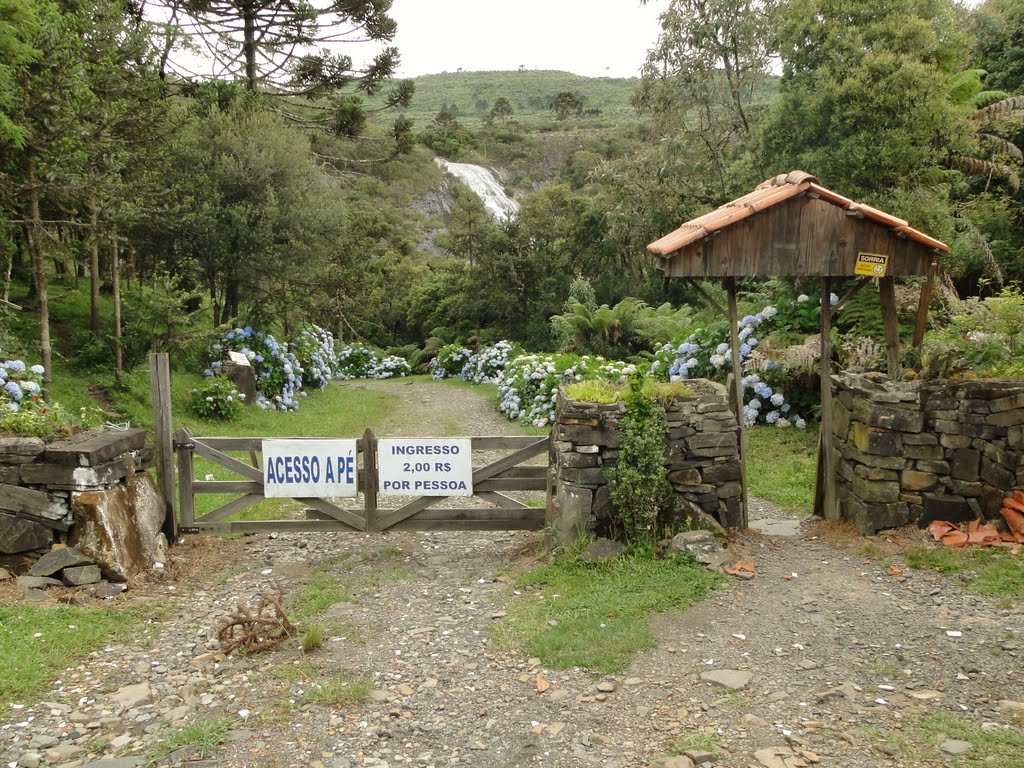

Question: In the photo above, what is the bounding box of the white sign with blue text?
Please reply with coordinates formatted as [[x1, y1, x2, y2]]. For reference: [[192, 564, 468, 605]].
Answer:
[[262, 439, 358, 498], [378, 438, 473, 497]]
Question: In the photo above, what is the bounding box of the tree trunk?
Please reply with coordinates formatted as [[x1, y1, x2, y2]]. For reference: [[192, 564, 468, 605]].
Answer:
[[26, 154, 52, 401], [243, 10, 258, 91], [112, 236, 123, 385], [89, 200, 100, 333]]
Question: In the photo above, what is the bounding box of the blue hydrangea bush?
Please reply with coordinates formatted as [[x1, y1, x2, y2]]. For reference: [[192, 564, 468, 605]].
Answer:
[[207, 327, 303, 411], [292, 324, 337, 389], [1, 359, 44, 415], [335, 344, 377, 380], [0, 358, 77, 438], [650, 305, 806, 428], [460, 340, 518, 384], [431, 344, 473, 380], [368, 355, 413, 379], [189, 376, 245, 421]]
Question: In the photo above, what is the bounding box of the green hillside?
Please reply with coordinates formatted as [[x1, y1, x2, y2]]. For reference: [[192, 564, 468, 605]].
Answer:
[[368, 69, 642, 128]]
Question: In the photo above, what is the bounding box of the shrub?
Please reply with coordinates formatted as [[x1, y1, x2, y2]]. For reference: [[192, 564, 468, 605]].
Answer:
[[0, 359, 74, 438], [334, 344, 377, 380], [291, 324, 337, 389], [921, 287, 1024, 379], [189, 376, 244, 421], [461, 340, 517, 384], [368, 355, 412, 379], [431, 344, 473, 380], [207, 327, 303, 411]]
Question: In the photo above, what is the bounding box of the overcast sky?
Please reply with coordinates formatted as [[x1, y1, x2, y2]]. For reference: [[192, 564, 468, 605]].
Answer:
[[389, 0, 670, 79]]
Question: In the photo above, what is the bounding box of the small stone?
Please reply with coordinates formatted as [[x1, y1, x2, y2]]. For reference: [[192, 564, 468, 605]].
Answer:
[[29, 546, 92, 577], [908, 689, 945, 701], [699, 669, 752, 690], [17, 752, 42, 768], [753, 747, 794, 768], [16, 575, 63, 589], [684, 751, 715, 765], [623, 677, 643, 686], [596, 681, 616, 693], [646, 757, 695, 768], [109, 682, 151, 708], [798, 659, 818, 670], [742, 713, 772, 730], [63, 564, 102, 586], [940, 739, 971, 756]]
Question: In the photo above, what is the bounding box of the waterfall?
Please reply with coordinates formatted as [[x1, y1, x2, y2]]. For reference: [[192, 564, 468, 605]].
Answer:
[[435, 158, 520, 222]]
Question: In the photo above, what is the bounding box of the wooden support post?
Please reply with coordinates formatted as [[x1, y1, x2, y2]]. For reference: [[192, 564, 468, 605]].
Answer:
[[818, 278, 838, 521], [912, 261, 938, 348], [725, 278, 748, 529], [149, 353, 178, 542], [175, 427, 195, 529], [878, 276, 902, 379], [362, 428, 378, 532]]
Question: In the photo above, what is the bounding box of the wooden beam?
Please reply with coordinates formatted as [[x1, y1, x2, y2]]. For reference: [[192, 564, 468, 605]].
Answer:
[[878, 276, 902, 378], [149, 353, 177, 542], [362, 428, 378, 532], [725, 277, 748, 529], [191, 439, 264, 482], [295, 497, 365, 531], [912, 261, 938, 348], [818, 277, 838, 521], [685, 278, 727, 316], [194, 493, 265, 523]]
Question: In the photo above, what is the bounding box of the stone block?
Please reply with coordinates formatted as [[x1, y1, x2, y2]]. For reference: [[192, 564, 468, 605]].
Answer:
[[702, 461, 741, 485], [963, 398, 995, 414], [558, 416, 601, 427], [832, 400, 851, 438], [19, 457, 135, 489], [841, 444, 906, 470], [979, 441, 1014, 469], [989, 391, 1024, 413], [0, 437, 45, 457], [557, 425, 620, 448], [696, 418, 729, 434], [951, 480, 983, 498], [575, 444, 600, 454], [29, 547, 92, 577], [716, 481, 742, 499], [559, 467, 608, 487], [904, 443, 944, 461], [552, 482, 593, 544], [915, 460, 951, 474], [920, 494, 972, 526], [62, 565, 102, 586], [844, 496, 910, 534], [0, 483, 68, 520], [852, 474, 900, 503], [1007, 426, 1023, 449], [592, 485, 612, 523], [853, 464, 899, 482], [980, 457, 1014, 489], [668, 425, 697, 440], [853, 400, 924, 432], [559, 452, 599, 469], [949, 449, 980, 481], [982, 485, 1007, 517], [987, 408, 1024, 427], [901, 470, 938, 492], [940, 433, 973, 449], [721, 497, 743, 528], [0, 513, 52, 554], [668, 468, 702, 486], [69, 474, 168, 582], [851, 422, 902, 456], [0, 466, 19, 484], [903, 432, 939, 445], [44, 428, 146, 467]]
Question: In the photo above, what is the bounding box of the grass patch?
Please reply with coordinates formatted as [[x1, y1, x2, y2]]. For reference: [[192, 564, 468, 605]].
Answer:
[[150, 717, 233, 761], [302, 673, 373, 706], [666, 732, 719, 756], [0, 605, 152, 709], [905, 546, 1024, 601], [300, 625, 326, 652], [564, 379, 694, 405], [913, 711, 1024, 767], [494, 549, 722, 674], [289, 576, 354, 622], [745, 424, 818, 514]]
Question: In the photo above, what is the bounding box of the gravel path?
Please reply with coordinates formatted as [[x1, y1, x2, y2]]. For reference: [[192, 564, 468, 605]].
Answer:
[[2, 381, 1022, 768]]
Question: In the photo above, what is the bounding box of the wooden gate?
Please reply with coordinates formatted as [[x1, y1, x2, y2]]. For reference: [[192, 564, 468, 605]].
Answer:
[[173, 428, 549, 534]]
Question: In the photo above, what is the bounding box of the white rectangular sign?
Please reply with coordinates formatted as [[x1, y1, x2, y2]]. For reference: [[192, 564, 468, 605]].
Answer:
[[378, 438, 473, 496], [262, 439, 358, 498]]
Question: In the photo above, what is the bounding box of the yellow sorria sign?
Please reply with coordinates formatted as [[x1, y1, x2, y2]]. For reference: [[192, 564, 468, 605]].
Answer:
[[855, 251, 889, 277]]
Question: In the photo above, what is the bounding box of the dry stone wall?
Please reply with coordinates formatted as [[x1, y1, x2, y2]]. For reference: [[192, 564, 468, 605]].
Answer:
[[549, 380, 742, 543], [832, 374, 1024, 534], [0, 429, 167, 582]]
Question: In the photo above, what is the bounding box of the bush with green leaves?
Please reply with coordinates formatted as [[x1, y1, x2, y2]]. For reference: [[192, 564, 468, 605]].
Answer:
[[207, 326, 303, 411], [921, 287, 1024, 379], [0, 358, 77, 438], [189, 376, 245, 421], [335, 344, 377, 380], [604, 374, 670, 544], [292, 324, 337, 389], [430, 344, 473, 380]]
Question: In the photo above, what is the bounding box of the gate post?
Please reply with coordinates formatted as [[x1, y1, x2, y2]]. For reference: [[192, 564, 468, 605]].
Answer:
[[149, 353, 178, 541], [362, 428, 378, 532]]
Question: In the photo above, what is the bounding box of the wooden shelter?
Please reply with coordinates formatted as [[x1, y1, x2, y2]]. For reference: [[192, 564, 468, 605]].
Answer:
[[647, 170, 948, 527]]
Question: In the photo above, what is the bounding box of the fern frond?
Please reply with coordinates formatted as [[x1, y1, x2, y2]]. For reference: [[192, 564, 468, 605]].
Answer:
[[944, 154, 1021, 191], [976, 95, 1024, 122], [973, 90, 1010, 109], [977, 133, 1024, 161]]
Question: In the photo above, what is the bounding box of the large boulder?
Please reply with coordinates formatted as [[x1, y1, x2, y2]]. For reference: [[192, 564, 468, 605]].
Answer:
[[69, 473, 168, 581]]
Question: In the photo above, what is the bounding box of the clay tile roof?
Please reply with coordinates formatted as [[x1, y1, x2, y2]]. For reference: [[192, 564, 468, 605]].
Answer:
[[647, 171, 949, 257]]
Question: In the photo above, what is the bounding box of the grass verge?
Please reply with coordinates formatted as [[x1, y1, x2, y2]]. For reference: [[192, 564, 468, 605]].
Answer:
[[745, 424, 818, 514], [302, 673, 373, 706], [904, 546, 1024, 601], [0, 605, 153, 709], [288, 575, 354, 622], [494, 548, 722, 674], [150, 717, 233, 761]]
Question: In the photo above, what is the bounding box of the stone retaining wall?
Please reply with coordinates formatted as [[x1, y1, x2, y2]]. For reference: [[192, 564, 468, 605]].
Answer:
[[549, 380, 742, 543], [832, 374, 1024, 533], [0, 429, 167, 581]]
